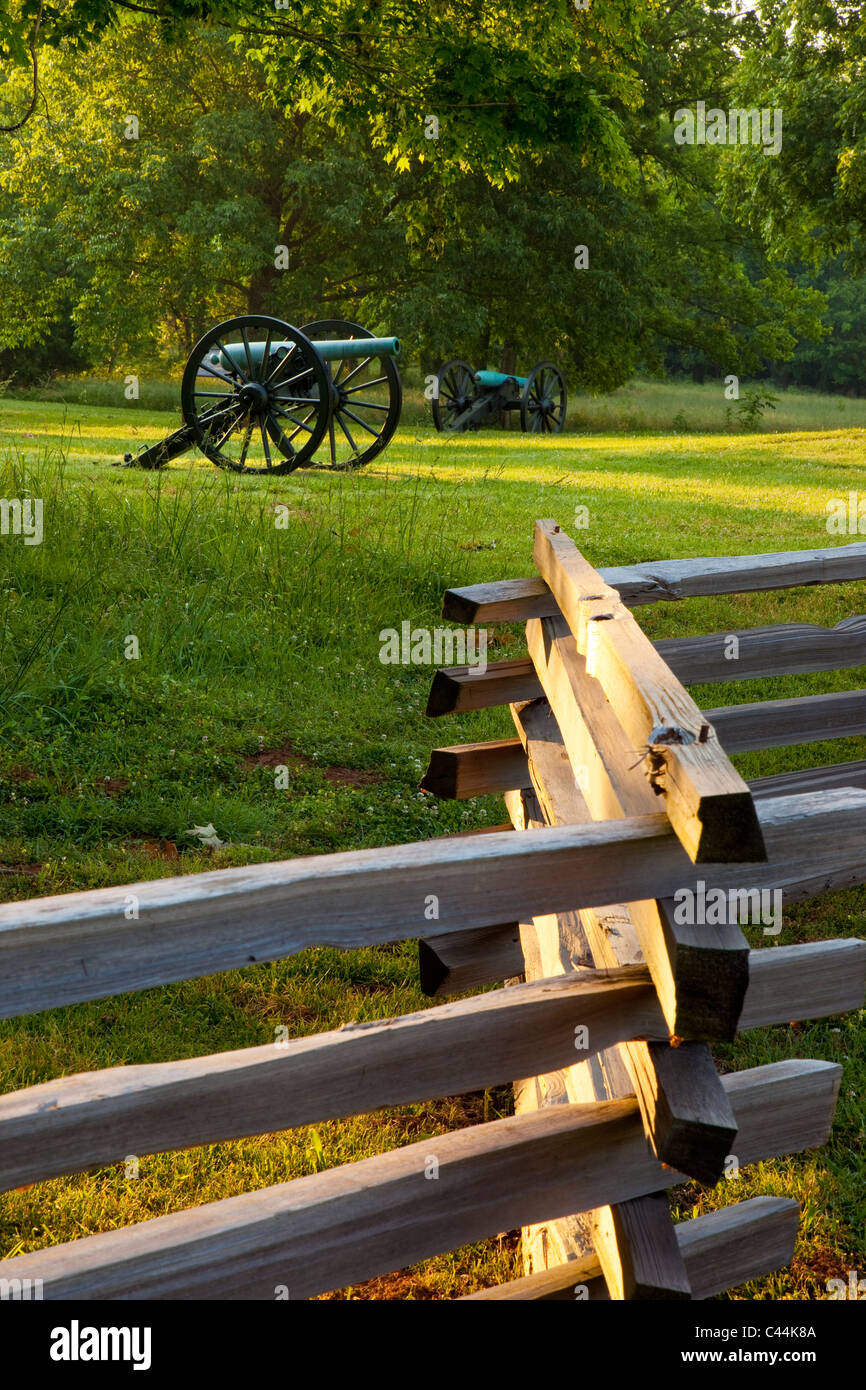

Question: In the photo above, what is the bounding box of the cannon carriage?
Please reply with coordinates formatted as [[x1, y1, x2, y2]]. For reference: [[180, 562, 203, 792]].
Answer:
[[122, 314, 402, 474], [431, 357, 566, 434]]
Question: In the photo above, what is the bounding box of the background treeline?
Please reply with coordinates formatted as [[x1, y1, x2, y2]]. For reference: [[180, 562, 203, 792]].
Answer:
[[665, 259, 866, 395], [0, 2, 865, 393]]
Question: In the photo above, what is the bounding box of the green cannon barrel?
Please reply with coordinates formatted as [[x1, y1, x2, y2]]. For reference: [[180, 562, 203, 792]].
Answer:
[[317, 337, 400, 362], [210, 336, 400, 374], [474, 369, 527, 389]]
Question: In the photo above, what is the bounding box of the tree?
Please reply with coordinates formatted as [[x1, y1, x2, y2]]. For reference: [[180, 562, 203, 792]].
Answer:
[[769, 258, 866, 394], [717, 2, 866, 266], [0, 22, 419, 366], [0, 6, 825, 390]]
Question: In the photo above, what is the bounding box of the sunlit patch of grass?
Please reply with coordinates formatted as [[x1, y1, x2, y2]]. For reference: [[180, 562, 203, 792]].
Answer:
[[0, 400, 864, 1297]]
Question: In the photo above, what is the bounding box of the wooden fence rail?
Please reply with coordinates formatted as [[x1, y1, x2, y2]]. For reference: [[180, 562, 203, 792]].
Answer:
[[426, 616, 866, 715], [1, 939, 861, 1195], [442, 540, 866, 621], [2, 789, 866, 1020]]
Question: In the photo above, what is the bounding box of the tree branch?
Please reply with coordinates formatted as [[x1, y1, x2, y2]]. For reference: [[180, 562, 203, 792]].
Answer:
[[0, 1, 43, 134], [113, 0, 162, 13]]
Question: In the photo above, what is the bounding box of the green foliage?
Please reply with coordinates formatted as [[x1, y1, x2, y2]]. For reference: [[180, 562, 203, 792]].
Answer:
[[1, 0, 648, 186], [774, 257, 866, 395], [0, 24, 417, 365], [0, 12, 826, 394], [736, 386, 778, 430], [717, 1, 866, 266]]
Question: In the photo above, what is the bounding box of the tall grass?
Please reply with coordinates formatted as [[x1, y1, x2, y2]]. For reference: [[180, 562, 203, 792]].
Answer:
[[0, 450, 492, 868], [0, 454, 463, 712], [568, 378, 866, 435], [12, 372, 866, 434]]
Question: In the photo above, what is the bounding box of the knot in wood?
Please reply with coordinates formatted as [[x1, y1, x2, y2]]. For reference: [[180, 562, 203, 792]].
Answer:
[[648, 724, 695, 746]]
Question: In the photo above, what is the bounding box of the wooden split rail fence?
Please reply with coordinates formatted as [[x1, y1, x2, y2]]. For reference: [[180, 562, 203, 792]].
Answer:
[[1, 524, 866, 1299]]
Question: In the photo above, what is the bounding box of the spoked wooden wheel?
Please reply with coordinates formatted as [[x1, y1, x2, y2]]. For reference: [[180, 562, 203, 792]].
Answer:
[[298, 319, 402, 470], [520, 362, 567, 434], [431, 359, 476, 432], [181, 315, 329, 474]]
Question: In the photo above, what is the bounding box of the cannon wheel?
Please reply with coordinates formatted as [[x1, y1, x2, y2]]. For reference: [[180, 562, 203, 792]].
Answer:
[[297, 319, 402, 470], [431, 359, 477, 432], [181, 315, 329, 474], [520, 362, 567, 434]]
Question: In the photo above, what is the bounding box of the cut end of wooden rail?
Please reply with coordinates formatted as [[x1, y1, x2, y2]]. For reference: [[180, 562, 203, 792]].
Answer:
[[418, 923, 524, 997], [643, 1041, 738, 1185], [419, 739, 530, 799], [417, 937, 450, 996], [657, 766, 768, 865], [425, 659, 541, 717], [646, 897, 750, 1042], [425, 669, 466, 718]]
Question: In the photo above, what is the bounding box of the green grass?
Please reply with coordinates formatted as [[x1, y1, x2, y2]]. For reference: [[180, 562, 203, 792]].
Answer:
[[568, 377, 866, 435], [0, 394, 864, 1299], [9, 370, 866, 435]]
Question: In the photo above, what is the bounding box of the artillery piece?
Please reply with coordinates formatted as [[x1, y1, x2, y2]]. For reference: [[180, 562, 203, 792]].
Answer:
[[121, 315, 402, 474], [431, 358, 566, 434]]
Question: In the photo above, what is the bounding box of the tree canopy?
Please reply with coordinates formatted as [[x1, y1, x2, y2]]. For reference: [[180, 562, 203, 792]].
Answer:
[[0, 1, 855, 390], [718, 2, 866, 266], [1, 0, 647, 184]]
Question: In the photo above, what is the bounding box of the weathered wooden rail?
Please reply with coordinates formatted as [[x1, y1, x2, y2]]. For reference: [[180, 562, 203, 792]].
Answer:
[[1, 526, 865, 1299]]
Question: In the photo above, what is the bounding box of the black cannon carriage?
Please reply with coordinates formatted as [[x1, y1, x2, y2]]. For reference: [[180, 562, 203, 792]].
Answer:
[[431, 358, 566, 435]]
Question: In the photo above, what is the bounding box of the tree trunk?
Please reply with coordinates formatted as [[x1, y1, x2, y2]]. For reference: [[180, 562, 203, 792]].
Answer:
[[500, 341, 517, 427], [478, 323, 491, 371], [247, 264, 279, 315]]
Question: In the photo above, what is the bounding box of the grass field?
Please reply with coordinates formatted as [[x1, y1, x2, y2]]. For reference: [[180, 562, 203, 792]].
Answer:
[[0, 390, 864, 1299], [12, 370, 866, 435]]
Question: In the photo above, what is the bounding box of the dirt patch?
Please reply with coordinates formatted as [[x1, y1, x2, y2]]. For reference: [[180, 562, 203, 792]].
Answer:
[[321, 764, 384, 788], [0, 862, 42, 877], [8, 765, 38, 782], [98, 777, 129, 797], [241, 745, 298, 771], [122, 837, 179, 860], [790, 1245, 857, 1297], [317, 1269, 440, 1301], [241, 745, 385, 788]]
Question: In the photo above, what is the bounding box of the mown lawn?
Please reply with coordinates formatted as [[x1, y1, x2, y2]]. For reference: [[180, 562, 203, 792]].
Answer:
[[0, 393, 864, 1299]]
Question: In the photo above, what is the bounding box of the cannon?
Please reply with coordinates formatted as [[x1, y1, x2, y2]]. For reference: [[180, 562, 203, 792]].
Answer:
[[121, 314, 402, 474], [431, 358, 566, 434]]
